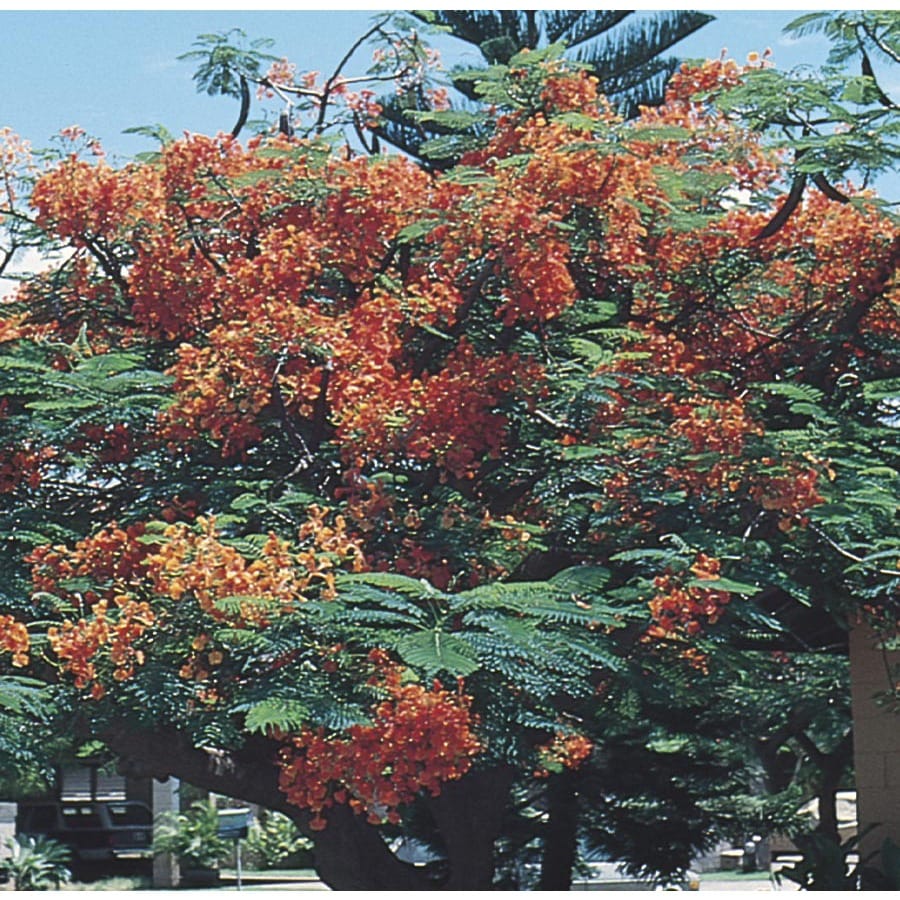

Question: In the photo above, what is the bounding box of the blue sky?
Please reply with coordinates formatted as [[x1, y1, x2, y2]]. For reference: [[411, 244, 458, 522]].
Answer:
[[0, 9, 836, 163]]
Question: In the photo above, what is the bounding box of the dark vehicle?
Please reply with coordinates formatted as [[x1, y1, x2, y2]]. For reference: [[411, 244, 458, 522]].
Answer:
[[16, 800, 153, 866]]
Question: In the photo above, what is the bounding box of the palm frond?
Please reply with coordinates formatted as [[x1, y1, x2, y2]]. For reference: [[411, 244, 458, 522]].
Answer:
[[412, 11, 513, 48], [600, 59, 683, 119], [546, 10, 634, 48], [585, 11, 715, 81]]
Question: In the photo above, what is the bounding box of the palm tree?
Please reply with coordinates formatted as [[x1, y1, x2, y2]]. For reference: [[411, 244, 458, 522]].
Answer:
[[376, 10, 714, 160]]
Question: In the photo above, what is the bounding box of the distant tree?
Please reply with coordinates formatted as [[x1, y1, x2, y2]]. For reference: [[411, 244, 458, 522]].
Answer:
[[375, 10, 714, 160]]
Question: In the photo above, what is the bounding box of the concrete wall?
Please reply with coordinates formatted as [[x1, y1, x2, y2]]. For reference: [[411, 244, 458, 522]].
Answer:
[[0, 804, 14, 859], [849, 621, 900, 875], [152, 778, 180, 889]]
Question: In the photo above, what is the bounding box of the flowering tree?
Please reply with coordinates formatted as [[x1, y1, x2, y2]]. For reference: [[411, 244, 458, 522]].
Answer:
[[0, 25, 897, 889]]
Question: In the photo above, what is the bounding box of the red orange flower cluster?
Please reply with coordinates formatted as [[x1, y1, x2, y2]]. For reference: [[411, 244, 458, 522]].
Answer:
[[277, 651, 480, 830], [0, 615, 29, 667], [750, 463, 824, 530], [28, 523, 149, 606], [665, 396, 763, 497], [646, 553, 732, 640], [140, 509, 365, 629], [46, 595, 154, 694], [404, 341, 542, 478], [26, 506, 369, 696], [72, 422, 137, 464], [534, 731, 594, 778], [0, 445, 55, 493], [145, 518, 302, 625], [296, 506, 368, 593]]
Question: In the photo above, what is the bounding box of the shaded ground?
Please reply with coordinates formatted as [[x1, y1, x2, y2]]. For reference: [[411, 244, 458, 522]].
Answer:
[[62, 865, 803, 891]]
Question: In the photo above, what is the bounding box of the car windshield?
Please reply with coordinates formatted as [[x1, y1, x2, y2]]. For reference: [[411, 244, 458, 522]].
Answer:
[[60, 806, 102, 828]]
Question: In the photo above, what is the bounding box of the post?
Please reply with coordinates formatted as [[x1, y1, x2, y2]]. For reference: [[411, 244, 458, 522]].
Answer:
[[849, 621, 900, 882], [151, 777, 180, 889], [215, 808, 251, 890]]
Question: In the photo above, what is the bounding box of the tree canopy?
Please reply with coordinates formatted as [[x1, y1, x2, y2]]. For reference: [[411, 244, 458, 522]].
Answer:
[[0, 18, 897, 889], [374, 10, 714, 158]]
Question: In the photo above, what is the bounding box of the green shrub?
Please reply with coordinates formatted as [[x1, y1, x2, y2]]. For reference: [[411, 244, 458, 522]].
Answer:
[[244, 811, 312, 870], [153, 799, 230, 869], [1, 835, 71, 890]]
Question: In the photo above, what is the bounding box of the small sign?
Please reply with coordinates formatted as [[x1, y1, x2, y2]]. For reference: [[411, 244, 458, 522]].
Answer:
[[216, 808, 251, 840]]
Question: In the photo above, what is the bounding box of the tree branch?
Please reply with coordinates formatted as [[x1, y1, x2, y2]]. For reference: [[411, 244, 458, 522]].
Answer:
[[103, 722, 432, 890], [427, 765, 516, 889], [811, 173, 850, 203], [805, 520, 900, 577], [860, 47, 899, 110], [754, 174, 807, 241], [231, 74, 251, 139], [175, 202, 228, 277], [104, 723, 296, 816], [862, 23, 900, 66], [80, 235, 130, 300], [410, 258, 494, 378], [314, 19, 401, 136], [272, 350, 315, 468]]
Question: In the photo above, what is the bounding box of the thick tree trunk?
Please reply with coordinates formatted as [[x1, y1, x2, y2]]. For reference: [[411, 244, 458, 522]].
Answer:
[[104, 724, 512, 890], [539, 770, 579, 890], [310, 803, 429, 890], [795, 729, 853, 845], [756, 714, 854, 846], [816, 777, 840, 844], [428, 765, 515, 890]]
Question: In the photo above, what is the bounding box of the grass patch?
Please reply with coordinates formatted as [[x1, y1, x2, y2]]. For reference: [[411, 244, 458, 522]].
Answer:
[[706, 869, 778, 881]]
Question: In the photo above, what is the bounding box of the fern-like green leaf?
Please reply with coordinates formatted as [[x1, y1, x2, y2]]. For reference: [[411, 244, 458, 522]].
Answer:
[[395, 631, 480, 676], [242, 698, 310, 735], [550, 565, 612, 593], [339, 571, 446, 600]]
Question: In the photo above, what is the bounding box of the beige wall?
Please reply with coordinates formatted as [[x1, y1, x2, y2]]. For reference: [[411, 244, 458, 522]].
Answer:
[[849, 622, 900, 873], [0, 803, 15, 858]]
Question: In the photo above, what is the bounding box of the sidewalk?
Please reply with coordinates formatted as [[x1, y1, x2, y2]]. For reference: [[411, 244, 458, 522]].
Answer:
[[219, 869, 328, 891], [699, 875, 799, 891], [695, 860, 803, 892]]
